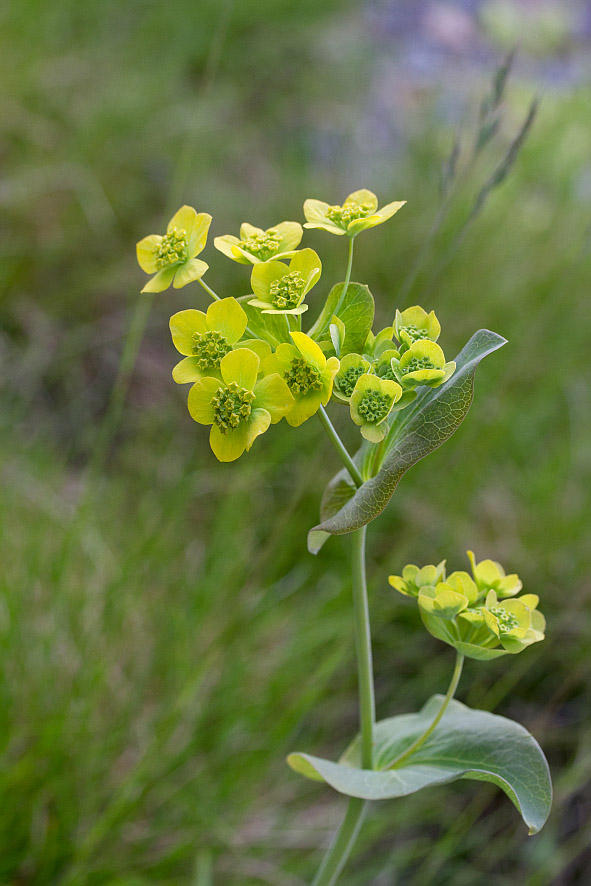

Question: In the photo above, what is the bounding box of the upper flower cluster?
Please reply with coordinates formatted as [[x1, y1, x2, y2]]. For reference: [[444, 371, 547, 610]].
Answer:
[[389, 553, 545, 660], [135, 191, 461, 462]]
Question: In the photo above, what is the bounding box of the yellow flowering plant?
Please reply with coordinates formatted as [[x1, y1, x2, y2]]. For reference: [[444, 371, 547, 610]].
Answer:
[[135, 191, 551, 883]]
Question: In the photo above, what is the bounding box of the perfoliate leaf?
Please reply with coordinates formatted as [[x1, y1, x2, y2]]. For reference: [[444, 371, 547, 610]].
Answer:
[[237, 296, 293, 346], [307, 282, 375, 356], [287, 696, 552, 835], [308, 329, 506, 553]]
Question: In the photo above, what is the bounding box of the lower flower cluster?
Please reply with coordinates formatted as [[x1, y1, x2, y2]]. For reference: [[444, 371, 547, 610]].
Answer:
[[389, 552, 545, 660]]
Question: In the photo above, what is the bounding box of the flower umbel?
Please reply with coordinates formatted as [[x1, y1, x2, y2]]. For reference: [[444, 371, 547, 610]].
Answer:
[[169, 297, 271, 384], [136, 205, 211, 293], [350, 374, 403, 442], [390, 554, 545, 661], [249, 249, 322, 315], [187, 348, 294, 461], [264, 332, 339, 427], [388, 561, 447, 597], [391, 340, 456, 389], [333, 354, 374, 402], [214, 221, 303, 265], [394, 306, 441, 353], [467, 550, 523, 598], [304, 189, 406, 237]]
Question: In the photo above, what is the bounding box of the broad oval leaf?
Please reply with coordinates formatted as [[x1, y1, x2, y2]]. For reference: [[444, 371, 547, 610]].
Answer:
[[308, 329, 506, 553], [307, 282, 375, 355], [287, 696, 552, 834]]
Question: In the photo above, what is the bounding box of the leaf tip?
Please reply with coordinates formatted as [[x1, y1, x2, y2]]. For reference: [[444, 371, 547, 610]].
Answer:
[[307, 529, 330, 554], [481, 328, 508, 349]]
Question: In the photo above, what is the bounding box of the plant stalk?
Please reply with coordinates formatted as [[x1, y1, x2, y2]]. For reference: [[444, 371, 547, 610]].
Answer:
[[387, 652, 464, 769], [351, 525, 376, 769], [342, 236, 355, 301], [198, 276, 260, 340], [317, 406, 364, 487], [198, 277, 221, 301], [311, 798, 367, 886], [312, 525, 375, 885]]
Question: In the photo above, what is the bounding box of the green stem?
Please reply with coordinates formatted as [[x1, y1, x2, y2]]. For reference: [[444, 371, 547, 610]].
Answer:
[[316, 232, 363, 485], [351, 525, 375, 768], [317, 406, 364, 487], [311, 798, 368, 886], [370, 437, 385, 477], [342, 236, 355, 302], [198, 276, 260, 340], [387, 652, 464, 769], [198, 277, 221, 301], [312, 526, 375, 885]]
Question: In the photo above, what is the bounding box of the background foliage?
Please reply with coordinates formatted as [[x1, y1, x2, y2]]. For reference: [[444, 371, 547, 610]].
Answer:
[[1, 0, 590, 883]]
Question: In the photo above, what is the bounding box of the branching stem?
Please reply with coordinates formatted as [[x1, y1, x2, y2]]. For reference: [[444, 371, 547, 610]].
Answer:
[[198, 277, 221, 301], [387, 652, 464, 769], [317, 407, 364, 487], [198, 277, 259, 340]]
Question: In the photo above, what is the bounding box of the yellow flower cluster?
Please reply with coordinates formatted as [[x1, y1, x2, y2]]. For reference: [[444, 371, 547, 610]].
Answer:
[[136, 191, 458, 462]]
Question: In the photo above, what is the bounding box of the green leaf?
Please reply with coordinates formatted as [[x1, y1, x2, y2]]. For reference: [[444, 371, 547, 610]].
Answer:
[[237, 296, 292, 346], [307, 282, 375, 355], [287, 696, 552, 834], [308, 329, 506, 553]]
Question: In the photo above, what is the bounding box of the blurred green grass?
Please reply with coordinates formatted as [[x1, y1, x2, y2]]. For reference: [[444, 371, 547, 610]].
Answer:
[[1, 1, 590, 884]]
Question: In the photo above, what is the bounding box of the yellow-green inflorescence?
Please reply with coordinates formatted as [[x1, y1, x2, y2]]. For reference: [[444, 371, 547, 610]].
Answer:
[[211, 382, 255, 433], [214, 221, 303, 265], [187, 348, 294, 461], [304, 189, 406, 237], [264, 332, 339, 427], [350, 374, 403, 443], [326, 201, 374, 227], [340, 366, 367, 396], [191, 330, 232, 370], [391, 340, 456, 390], [169, 297, 271, 385], [241, 229, 283, 260], [250, 249, 322, 316], [394, 306, 441, 353], [389, 552, 545, 661], [136, 205, 211, 293], [284, 357, 323, 395], [269, 271, 305, 310], [334, 354, 374, 402], [136, 200, 461, 461], [155, 227, 189, 269]]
